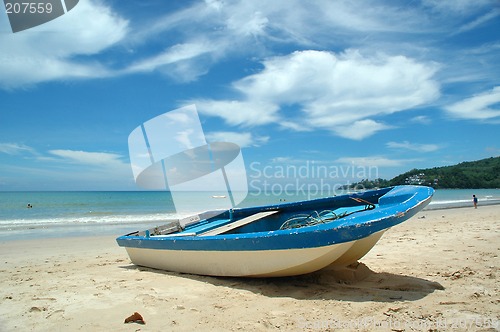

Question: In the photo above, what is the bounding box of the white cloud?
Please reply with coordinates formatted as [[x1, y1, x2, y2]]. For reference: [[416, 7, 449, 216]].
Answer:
[[226, 10, 269, 37], [467, 42, 500, 55], [410, 115, 432, 124], [423, 0, 496, 14], [121, 0, 498, 88], [453, 9, 500, 35], [116, 0, 444, 85], [0, 0, 494, 90], [0, 0, 128, 88], [195, 100, 280, 126], [124, 41, 220, 82], [131, 0, 431, 48], [1, 155, 134, 190], [128, 1, 214, 44], [387, 141, 440, 153], [126, 43, 213, 73], [444, 86, 500, 120], [336, 156, 411, 167], [279, 121, 313, 132], [333, 120, 391, 141], [0, 147, 134, 190], [0, 143, 35, 155], [48, 149, 127, 168], [205, 131, 269, 148], [196, 50, 439, 139]]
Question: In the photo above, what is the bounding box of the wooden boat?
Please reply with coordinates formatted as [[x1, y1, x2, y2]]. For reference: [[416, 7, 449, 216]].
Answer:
[[116, 185, 433, 277]]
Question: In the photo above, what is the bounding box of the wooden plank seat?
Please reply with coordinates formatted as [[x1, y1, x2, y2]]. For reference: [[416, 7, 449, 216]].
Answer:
[[199, 210, 279, 236]]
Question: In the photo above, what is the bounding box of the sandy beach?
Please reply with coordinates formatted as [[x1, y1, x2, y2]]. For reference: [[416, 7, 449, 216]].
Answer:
[[0, 205, 498, 331]]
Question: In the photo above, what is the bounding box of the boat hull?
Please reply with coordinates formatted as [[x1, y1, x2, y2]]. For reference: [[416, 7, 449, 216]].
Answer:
[[125, 240, 357, 277], [325, 230, 386, 267]]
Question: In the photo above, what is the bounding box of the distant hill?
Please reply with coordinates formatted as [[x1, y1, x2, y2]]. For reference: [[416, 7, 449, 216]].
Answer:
[[389, 156, 500, 188], [345, 156, 500, 189]]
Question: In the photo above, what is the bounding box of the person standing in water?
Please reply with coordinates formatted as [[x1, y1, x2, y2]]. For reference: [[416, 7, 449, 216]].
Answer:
[[473, 195, 478, 209]]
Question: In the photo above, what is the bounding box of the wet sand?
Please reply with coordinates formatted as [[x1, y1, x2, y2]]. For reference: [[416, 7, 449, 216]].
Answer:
[[0, 205, 498, 331]]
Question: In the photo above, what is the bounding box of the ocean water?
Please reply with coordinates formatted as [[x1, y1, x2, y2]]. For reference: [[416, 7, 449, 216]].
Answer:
[[0, 189, 499, 241]]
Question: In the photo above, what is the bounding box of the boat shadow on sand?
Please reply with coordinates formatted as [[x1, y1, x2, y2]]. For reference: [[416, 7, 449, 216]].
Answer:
[[120, 262, 444, 303]]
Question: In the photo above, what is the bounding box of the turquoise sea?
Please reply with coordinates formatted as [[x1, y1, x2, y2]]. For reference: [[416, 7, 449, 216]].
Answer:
[[0, 189, 499, 241]]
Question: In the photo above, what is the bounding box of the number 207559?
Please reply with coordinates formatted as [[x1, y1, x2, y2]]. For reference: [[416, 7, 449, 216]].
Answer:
[[5, 2, 53, 14]]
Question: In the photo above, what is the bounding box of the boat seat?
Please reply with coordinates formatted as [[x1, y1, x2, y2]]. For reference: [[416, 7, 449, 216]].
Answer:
[[199, 210, 279, 236]]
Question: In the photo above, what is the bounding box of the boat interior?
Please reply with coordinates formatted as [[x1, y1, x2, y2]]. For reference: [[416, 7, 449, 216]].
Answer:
[[126, 187, 394, 238]]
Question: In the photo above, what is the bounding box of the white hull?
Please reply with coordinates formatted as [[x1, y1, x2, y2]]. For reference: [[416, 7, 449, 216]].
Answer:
[[125, 233, 385, 277], [324, 230, 386, 268]]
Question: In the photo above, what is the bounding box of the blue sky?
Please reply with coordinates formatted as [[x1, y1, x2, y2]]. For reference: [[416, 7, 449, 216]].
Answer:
[[0, 0, 499, 191]]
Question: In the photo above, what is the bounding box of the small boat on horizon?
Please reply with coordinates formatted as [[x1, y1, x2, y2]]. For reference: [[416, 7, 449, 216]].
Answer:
[[116, 185, 433, 277]]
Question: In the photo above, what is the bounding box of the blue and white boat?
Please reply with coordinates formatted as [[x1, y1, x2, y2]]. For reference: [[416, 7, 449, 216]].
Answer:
[[116, 185, 433, 277]]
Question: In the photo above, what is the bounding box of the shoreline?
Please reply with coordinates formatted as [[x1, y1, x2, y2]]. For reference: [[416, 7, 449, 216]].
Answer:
[[425, 198, 500, 210], [0, 205, 499, 331], [0, 201, 498, 240], [1, 199, 499, 242]]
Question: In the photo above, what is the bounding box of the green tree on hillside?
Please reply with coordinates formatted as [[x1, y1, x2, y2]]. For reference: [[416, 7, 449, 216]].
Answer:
[[346, 156, 500, 189]]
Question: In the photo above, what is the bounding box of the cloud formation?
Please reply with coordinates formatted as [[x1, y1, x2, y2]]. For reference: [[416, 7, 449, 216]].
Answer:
[[206, 131, 269, 148], [0, 0, 128, 88], [196, 50, 440, 140], [336, 156, 412, 167], [445, 86, 500, 120], [0, 0, 496, 95], [48, 149, 127, 168], [0, 143, 35, 155], [387, 141, 440, 153]]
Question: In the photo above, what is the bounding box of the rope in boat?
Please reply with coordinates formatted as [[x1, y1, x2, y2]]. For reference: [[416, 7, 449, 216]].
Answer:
[[279, 210, 340, 230], [279, 197, 376, 230]]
